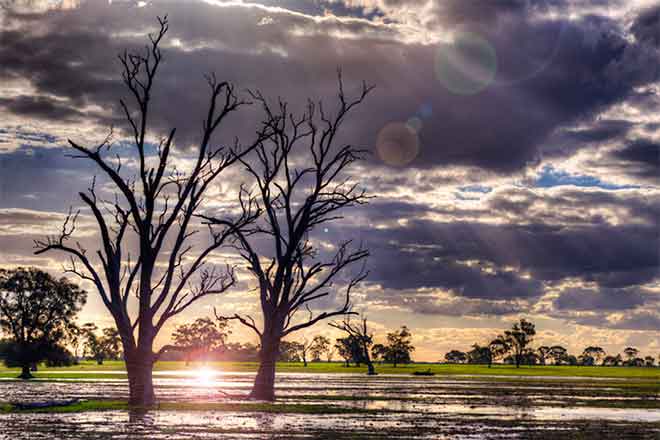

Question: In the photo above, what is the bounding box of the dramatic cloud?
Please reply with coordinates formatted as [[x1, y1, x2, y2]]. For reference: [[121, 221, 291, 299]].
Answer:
[[0, 0, 658, 358]]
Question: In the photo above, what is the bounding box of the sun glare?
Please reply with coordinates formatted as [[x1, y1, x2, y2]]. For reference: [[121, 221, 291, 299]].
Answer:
[[195, 367, 218, 386]]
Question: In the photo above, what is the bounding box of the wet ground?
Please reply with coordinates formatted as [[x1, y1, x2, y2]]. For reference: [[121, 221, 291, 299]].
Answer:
[[1, 371, 659, 439]]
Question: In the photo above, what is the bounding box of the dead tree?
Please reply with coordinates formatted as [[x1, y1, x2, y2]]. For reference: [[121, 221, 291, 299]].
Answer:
[[204, 75, 372, 400], [329, 315, 377, 375], [34, 17, 267, 406]]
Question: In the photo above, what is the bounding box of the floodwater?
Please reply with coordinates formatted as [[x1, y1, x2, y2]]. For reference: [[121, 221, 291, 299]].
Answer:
[[1, 371, 659, 439]]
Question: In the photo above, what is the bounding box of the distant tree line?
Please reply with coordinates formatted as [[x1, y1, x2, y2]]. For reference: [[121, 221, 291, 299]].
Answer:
[[443, 319, 659, 368], [160, 316, 416, 375], [2, 269, 657, 382]]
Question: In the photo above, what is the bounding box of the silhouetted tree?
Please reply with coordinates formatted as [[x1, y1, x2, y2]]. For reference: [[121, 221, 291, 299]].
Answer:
[[34, 18, 267, 405], [467, 344, 492, 365], [205, 74, 372, 400], [503, 319, 536, 368], [603, 354, 622, 366], [219, 342, 259, 362], [623, 347, 639, 363], [444, 350, 467, 364], [0, 268, 86, 378], [537, 346, 551, 365], [549, 345, 568, 365], [298, 338, 312, 367], [337, 336, 363, 367], [278, 340, 303, 362], [644, 356, 655, 367], [336, 337, 353, 367], [578, 354, 595, 366], [330, 316, 376, 375], [377, 326, 415, 367], [309, 335, 331, 362], [83, 324, 123, 364], [43, 344, 76, 367], [582, 346, 606, 365], [102, 327, 123, 360], [66, 323, 85, 360], [488, 336, 509, 367], [172, 317, 229, 365]]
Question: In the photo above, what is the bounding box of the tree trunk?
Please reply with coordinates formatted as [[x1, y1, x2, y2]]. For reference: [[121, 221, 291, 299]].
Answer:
[[250, 334, 280, 401], [515, 353, 521, 368], [362, 343, 376, 375], [19, 364, 33, 379], [126, 357, 155, 406]]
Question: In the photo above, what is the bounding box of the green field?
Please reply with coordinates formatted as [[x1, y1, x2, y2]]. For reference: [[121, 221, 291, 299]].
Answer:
[[1, 360, 658, 381]]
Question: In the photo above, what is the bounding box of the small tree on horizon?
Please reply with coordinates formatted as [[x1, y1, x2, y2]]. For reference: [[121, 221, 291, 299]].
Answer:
[[82, 323, 123, 364], [330, 315, 377, 375], [376, 326, 414, 367], [582, 346, 606, 366], [488, 336, 509, 367], [444, 350, 467, 364], [502, 319, 536, 368], [623, 347, 639, 362], [309, 335, 331, 362], [467, 344, 492, 366], [171, 317, 230, 365]]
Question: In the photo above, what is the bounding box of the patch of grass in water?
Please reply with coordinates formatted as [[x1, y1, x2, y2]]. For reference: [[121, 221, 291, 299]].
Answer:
[[0, 400, 129, 413], [2, 399, 382, 415]]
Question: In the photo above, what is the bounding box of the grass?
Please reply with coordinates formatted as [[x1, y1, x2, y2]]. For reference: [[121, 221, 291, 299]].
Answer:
[[1, 360, 658, 380], [0, 399, 380, 414]]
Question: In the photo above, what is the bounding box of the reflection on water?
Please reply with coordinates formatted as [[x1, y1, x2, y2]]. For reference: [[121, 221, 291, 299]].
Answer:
[[1, 372, 659, 439]]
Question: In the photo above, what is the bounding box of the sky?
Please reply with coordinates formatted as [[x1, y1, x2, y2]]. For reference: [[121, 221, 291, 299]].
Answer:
[[0, 0, 658, 361]]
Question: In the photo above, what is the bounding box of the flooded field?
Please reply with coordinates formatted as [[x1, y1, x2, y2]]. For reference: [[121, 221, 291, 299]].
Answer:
[[1, 371, 659, 439]]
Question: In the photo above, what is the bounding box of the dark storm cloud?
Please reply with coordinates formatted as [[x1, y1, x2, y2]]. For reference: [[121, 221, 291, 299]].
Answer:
[[373, 289, 525, 316], [562, 120, 633, 144], [607, 312, 660, 331], [540, 119, 633, 157], [364, 239, 543, 298], [335, 185, 659, 305], [568, 310, 660, 331], [0, 0, 658, 174], [0, 145, 96, 210], [610, 139, 659, 180], [358, 219, 658, 289], [0, 95, 84, 121], [485, 187, 660, 226], [554, 287, 647, 311], [631, 3, 660, 47]]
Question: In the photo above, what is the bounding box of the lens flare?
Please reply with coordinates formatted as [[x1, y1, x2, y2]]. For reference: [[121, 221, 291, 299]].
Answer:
[[376, 122, 420, 167], [435, 32, 497, 96]]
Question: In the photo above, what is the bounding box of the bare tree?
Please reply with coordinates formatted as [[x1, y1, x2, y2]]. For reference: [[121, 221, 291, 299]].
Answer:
[[34, 17, 267, 405], [329, 315, 376, 375], [205, 75, 372, 400], [298, 337, 312, 367]]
